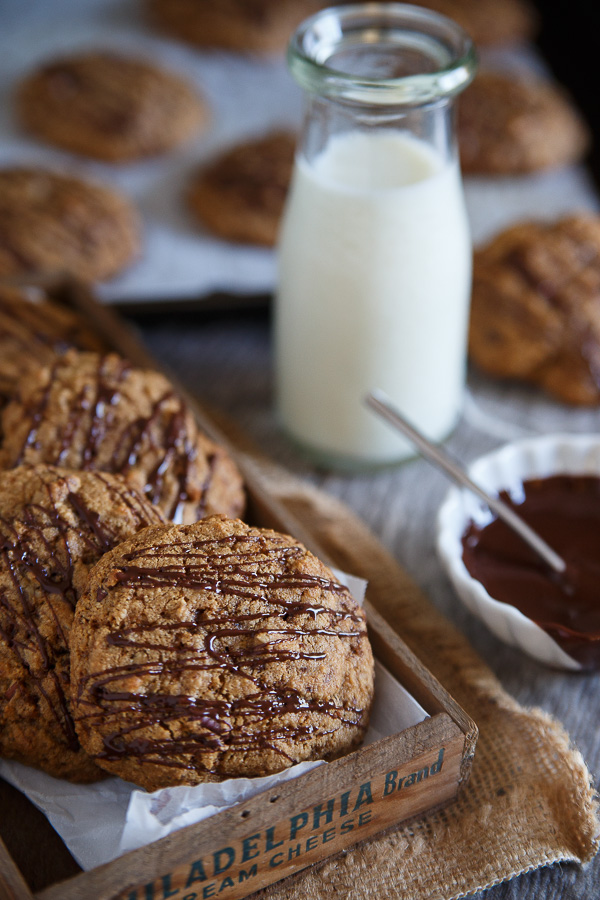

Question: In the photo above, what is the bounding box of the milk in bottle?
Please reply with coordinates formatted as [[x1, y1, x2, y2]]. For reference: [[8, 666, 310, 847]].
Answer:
[[276, 130, 471, 465]]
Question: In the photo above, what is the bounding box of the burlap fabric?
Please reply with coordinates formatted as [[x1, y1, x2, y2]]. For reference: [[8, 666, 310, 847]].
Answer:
[[234, 453, 599, 900]]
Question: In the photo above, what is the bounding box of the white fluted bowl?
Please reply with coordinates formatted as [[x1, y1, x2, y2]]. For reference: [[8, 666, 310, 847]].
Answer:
[[436, 433, 600, 671]]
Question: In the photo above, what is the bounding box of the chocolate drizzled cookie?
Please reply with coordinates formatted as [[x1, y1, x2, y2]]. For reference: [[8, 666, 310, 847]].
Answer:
[[0, 285, 105, 410], [469, 215, 600, 404], [70, 515, 374, 790], [147, 0, 323, 55], [415, 0, 537, 47], [458, 71, 589, 175], [0, 168, 140, 282], [188, 132, 295, 246], [0, 350, 245, 523], [148, 0, 535, 53], [17, 52, 206, 162], [0, 464, 165, 781]]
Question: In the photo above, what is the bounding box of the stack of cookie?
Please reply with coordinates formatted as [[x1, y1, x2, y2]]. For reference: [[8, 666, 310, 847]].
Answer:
[[0, 290, 374, 789]]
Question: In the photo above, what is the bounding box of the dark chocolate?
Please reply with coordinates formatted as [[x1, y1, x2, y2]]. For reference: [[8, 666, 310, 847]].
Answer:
[[462, 474, 600, 669]]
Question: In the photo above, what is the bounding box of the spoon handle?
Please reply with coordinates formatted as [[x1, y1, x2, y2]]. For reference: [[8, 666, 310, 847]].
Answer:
[[366, 389, 567, 575]]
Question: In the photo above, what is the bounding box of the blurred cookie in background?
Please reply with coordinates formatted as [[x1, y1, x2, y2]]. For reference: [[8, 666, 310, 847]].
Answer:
[[0, 168, 140, 282], [188, 132, 296, 246], [469, 215, 600, 405], [148, 0, 536, 53], [0, 284, 105, 410], [17, 52, 207, 162], [414, 0, 538, 47], [458, 70, 590, 175], [147, 0, 322, 55]]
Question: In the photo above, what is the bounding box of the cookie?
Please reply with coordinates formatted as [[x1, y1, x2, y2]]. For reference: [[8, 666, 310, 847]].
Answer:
[[0, 168, 140, 282], [469, 215, 600, 405], [0, 464, 165, 781], [70, 514, 374, 790], [17, 52, 206, 162], [188, 132, 295, 246], [0, 350, 245, 523], [415, 0, 537, 47], [148, 0, 535, 53], [458, 71, 589, 175], [0, 284, 105, 409], [147, 0, 322, 55]]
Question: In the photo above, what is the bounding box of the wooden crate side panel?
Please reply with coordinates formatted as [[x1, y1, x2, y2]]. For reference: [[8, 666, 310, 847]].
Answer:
[[365, 603, 478, 783], [36, 716, 465, 900]]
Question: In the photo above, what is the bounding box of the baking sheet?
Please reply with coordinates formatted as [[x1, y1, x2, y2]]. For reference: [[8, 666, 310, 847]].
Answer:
[[0, 0, 598, 305]]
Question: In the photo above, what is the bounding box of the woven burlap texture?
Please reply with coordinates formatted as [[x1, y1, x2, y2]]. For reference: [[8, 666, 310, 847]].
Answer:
[[241, 454, 599, 900]]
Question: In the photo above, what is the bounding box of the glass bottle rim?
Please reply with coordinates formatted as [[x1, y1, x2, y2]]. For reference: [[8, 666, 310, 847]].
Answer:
[[287, 2, 477, 106]]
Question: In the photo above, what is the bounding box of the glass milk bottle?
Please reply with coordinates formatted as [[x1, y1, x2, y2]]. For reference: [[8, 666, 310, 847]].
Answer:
[[275, 3, 477, 469]]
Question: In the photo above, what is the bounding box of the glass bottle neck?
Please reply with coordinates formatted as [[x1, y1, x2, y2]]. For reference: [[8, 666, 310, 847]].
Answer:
[[288, 3, 477, 107], [299, 92, 457, 168]]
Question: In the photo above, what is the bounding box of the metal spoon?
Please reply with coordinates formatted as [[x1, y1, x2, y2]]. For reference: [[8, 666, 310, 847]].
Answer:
[[365, 388, 567, 575]]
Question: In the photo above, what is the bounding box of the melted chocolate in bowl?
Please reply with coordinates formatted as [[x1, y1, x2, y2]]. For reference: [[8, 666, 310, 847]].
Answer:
[[461, 474, 600, 670]]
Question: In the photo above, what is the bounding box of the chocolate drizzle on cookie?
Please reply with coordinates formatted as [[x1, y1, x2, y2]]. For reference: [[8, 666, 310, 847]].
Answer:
[[74, 526, 372, 780], [6, 352, 219, 522], [0, 467, 163, 773]]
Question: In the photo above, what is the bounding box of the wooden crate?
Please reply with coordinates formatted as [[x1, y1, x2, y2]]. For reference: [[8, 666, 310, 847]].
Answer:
[[0, 283, 478, 900]]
